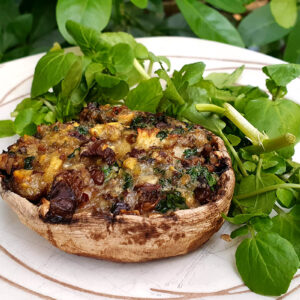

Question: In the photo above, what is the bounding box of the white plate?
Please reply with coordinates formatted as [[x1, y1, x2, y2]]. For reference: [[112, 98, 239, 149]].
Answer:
[[0, 37, 299, 300]]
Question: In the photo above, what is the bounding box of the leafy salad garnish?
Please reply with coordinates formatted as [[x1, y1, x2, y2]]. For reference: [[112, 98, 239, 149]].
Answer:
[[1, 20, 300, 297]]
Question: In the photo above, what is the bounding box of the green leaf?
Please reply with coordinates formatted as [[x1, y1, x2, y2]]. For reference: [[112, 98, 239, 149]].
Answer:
[[223, 212, 267, 225], [272, 205, 300, 258], [236, 232, 299, 296], [13, 108, 36, 136], [66, 20, 110, 57], [205, 66, 244, 89], [245, 98, 300, 141], [262, 64, 300, 87], [270, 0, 297, 29], [249, 216, 273, 232], [262, 155, 286, 175], [174, 62, 206, 88], [227, 134, 241, 146], [6, 13, 33, 43], [0, 120, 15, 137], [276, 188, 295, 208], [284, 14, 300, 63], [231, 225, 249, 239], [12, 98, 43, 117], [238, 4, 291, 47], [111, 43, 134, 73], [56, 0, 112, 44], [180, 87, 226, 132], [61, 57, 83, 100], [205, 0, 249, 14], [126, 78, 163, 113], [156, 69, 185, 106], [85, 63, 104, 88], [243, 161, 256, 172], [176, 0, 244, 47], [31, 50, 78, 98], [130, 0, 148, 9], [237, 173, 283, 214], [95, 73, 121, 88]]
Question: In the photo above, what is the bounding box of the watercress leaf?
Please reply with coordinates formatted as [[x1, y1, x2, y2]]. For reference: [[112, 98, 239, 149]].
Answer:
[[95, 73, 121, 88], [176, 0, 244, 47], [156, 69, 185, 106], [102, 81, 129, 100], [100, 32, 137, 48], [130, 0, 148, 9], [270, 0, 297, 29], [223, 211, 267, 225], [265, 79, 287, 99], [227, 134, 241, 146], [175, 62, 206, 88], [272, 205, 300, 258], [276, 188, 295, 208], [134, 43, 149, 60], [245, 98, 300, 141], [21, 123, 37, 136], [284, 14, 300, 63], [249, 216, 273, 232], [111, 43, 134, 73], [262, 64, 300, 87], [125, 78, 163, 113], [61, 56, 83, 101], [238, 4, 291, 47], [262, 156, 286, 175], [12, 98, 43, 117], [0, 120, 15, 137], [56, 0, 112, 44], [243, 161, 256, 172], [44, 111, 56, 124], [85, 62, 104, 88], [233, 86, 268, 113], [205, 65, 244, 89], [66, 20, 110, 56], [237, 174, 283, 214], [230, 225, 249, 239], [180, 87, 226, 132], [31, 50, 78, 98], [13, 108, 35, 135], [236, 232, 299, 296], [148, 52, 171, 71]]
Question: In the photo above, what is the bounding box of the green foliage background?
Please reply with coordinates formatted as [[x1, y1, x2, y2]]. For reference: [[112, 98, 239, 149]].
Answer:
[[1, 0, 300, 64]]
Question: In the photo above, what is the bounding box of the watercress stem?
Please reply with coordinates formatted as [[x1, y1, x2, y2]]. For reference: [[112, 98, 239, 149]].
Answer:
[[236, 183, 300, 200], [244, 133, 296, 154], [223, 103, 266, 145], [218, 129, 248, 177], [147, 61, 153, 76], [133, 58, 150, 81], [196, 103, 266, 145], [43, 100, 55, 112]]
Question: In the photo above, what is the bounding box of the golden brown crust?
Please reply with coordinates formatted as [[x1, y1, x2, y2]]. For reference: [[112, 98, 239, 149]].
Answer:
[[0, 135, 234, 262]]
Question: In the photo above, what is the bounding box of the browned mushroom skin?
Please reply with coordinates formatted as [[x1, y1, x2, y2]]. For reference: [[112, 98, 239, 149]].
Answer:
[[0, 104, 235, 262]]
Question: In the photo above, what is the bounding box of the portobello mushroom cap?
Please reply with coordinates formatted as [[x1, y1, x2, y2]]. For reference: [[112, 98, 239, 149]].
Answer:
[[0, 134, 234, 263]]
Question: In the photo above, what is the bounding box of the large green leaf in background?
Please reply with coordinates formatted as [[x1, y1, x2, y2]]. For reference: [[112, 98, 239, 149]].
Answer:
[[205, 0, 254, 14], [238, 4, 291, 47], [176, 0, 244, 47], [270, 0, 297, 29], [56, 0, 112, 44], [284, 13, 300, 63]]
